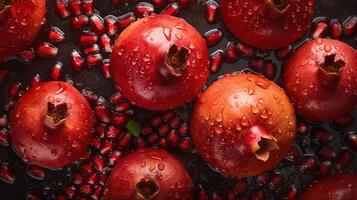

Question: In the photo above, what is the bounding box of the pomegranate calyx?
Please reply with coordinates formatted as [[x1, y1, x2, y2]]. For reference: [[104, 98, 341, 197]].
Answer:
[[44, 102, 69, 129], [319, 54, 345, 84], [267, 0, 290, 19], [135, 178, 160, 200], [161, 44, 189, 79], [247, 126, 279, 162]]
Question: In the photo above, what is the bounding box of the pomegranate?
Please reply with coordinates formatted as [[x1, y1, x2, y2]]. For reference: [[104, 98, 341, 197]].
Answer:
[[282, 38, 357, 122], [300, 173, 357, 200], [190, 73, 296, 177], [110, 14, 209, 111], [0, 0, 46, 62], [9, 81, 94, 169], [220, 0, 314, 50], [103, 148, 193, 200]]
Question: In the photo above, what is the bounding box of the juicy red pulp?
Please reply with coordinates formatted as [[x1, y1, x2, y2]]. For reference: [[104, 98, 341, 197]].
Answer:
[[136, 179, 159, 199]]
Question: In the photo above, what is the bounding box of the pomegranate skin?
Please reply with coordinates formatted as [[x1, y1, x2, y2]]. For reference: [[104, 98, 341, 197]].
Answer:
[[0, 0, 46, 62], [191, 73, 296, 177], [220, 0, 314, 50], [282, 38, 357, 122], [110, 14, 209, 111], [300, 173, 357, 200], [9, 81, 94, 169], [103, 148, 193, 200]]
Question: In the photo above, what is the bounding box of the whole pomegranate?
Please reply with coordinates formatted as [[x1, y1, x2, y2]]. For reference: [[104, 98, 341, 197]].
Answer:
[[282, 38, 357, 122], [190, 73, 296, 177], [110, 14, 209, 111], [220, 0, 314, 50], [0, 0, 46, 62], [9, 81, 94, 169], [103, 148, 193, 200], [300, 173, 357, 200]]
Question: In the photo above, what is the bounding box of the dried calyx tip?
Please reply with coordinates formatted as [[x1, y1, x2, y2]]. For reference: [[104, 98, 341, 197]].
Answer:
[[247, 126, 279, 162], [161, 44, 189, 79], [136, 178, 160, 200], [44, 102, 69, 129], [319, 54, 345, 84], [272, 0, 288, 10], [0, 0, 11, 11], [267, 0, 290, 18]]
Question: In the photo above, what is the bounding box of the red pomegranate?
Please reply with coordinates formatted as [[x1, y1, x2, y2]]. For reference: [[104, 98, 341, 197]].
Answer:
[[191, 73, 296, 177], [103, 148, 193, 200], [282, 38, 357, 122], [220, 0, 314, 50], [300, 173, 357, 200], [110, 14, 209, 111], [0, 0, 46, 62], [9, 81, 94, 169], [190, 73, 296, 177]]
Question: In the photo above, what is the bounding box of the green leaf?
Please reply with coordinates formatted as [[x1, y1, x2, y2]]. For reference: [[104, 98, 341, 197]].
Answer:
[[126, 120, 141, 137]]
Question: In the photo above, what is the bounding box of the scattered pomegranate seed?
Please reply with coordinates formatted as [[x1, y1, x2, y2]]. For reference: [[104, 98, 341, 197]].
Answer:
[[331, 113, 354, 129], [209, 50, 224, 73], [108, 150, 124, 166], [263, 60, 277, 80], [317, 146, 336, 160], [318, 161, 332, 176], [152, 0, 165, 8], [83, 44, 100, 55], [0, 129, 9, 146], [71, 15, 89, 29], [36, 42, 58, 58], [249, 58, 264, 72], [49, 62, 63, 81], [64, 185, 76, 199], [134, 2, 154, 18], [101, 59, 111, 79], [312, 128, 333, 144], [346, 130, 357, 151], [47, 27, 65, 43], [55, 0, 71, 18], [83, 0, 94, 16], [29, 74, 41, 88], [91, 155, 105, 172], [79, 30, 98, 46], [70, 49, 84, 71], [27, 165, 45, 180], [86, 53, 103, 67], [275, 45, 293, 60], [223, 41, 238, 63], [111, 112, 127, 127], [161, 2, 180, 16], [335, 148, 353, 170], [117, 12, 136, 30], [95, 98, 111, 123], [90, 14, 105, 35], [104, 15, 118, 36], [7, 82, 21, 97], [17, 48, 36, 64], [237, 43, 256, 57], [204, 0, 219, 24], [296, 120, 309, 135], [91, 186, 102, 200], [0, 162, 16, 184], [256, 172, 270, 187], [329, 19, 343, 39], [110, 91, 124, 104], [311, 17, 329, 39], [82, 89, 98, 102], [98, 34, 112, 53], [69, 0, 82, 16], [343, 15, 357, 36], [204, 29, 223, 47], [298, 155, 318, 173], [117, 132, 132, 147], [284, 185, 298, 200]]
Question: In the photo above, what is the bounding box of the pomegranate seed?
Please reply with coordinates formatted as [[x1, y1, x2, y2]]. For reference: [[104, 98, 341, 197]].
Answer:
[[30, 74, 41, 88], [81, 163, 94, 174], [117, 12, 136, 30], [79, 183, 92, 194], [335, 148, 353, 170], [270, 173, 284, 188], [151, 116, 162, 126], [275, 45, 293, 60], [100, 140, 114, 155], [91, 186, 102, 200], [90, 137, 101, 149], [0, 115, 7, 127], [298, 155, 318, 173], [161, 2, 180, 16], [110, 91, 124, 104], [71, 15, 89, 29], [36, 42, 58, 58], [0, 162, 16, 184], [106, 126, 120, 138], [107, 150, 123, 166], [329, 19, 343, 39], [104, 15, 118, 36], [101, 59, 111, 79], [90, 14, 105, 35], [204, 29, 223, 47], [4, 100, 16, 112], [99, 34, 112, 53], [237, 43, 256, 57], [0, 129, 9, 146], [134, 2, 154, 18], [55, 0, 70, 18], [136, 137, 147, 148], [86, 53, 103, 67], [82, 89, 98, 102], [158, 124, 170, 136], [204, 1, 219, 24], [223, 41, 239, 63], [162, 112, 175, 121], [92, 155, 105, 172], [95, 124, 107, 138], [7, 82, 21, 97], [95, 98, 111, 123], [118, 132, 132, 147], [249, 58, 264, 71], [70, 49, 84, 71], [251, 190, 265, 200], [79, 30, 98, 46], [152, 0, 165, 8], [83, 44, 100, 55], [312, 17, 328, 39], [284, 185, 298, 200], [166, 130, 179, 145], [17, 48, 36, 64], [64, 185, 76, 199], [178, 123, 188, 136], [317, 146, 336, 160], [49, 62, 63, 81], [178, 137, 192, 151], [83, 0, 94, 16], [346, 130, 357, 151], [27, 165, 45, 180], [112, 113, 127, 126], [86, 173, 98, 185], [158, 137, 169, 149], [169, 116, 180, 128], [343, 15, 357, 36], [141, 126, 153, 136], [178, 0, 190, 7], [226, 191, 236, 200], [147, 132, 160, 144], [256, 172, 270, 187], [69, 0, 82, 16], [263, 60, 277, 80], [47, 27, 65, 43], [318, 161, 332, 176], [209, 50, 224, 74], [331, 113, 354, 129], [198, 188, 208, 200], [312, 128, 333, 144], [72, 172, 84, 185], [296, 120, 309, 135], [234, 180, 247, 194]]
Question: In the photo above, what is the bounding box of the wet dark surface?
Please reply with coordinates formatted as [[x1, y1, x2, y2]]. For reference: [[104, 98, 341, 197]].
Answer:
[[0, 0, 356, 199]]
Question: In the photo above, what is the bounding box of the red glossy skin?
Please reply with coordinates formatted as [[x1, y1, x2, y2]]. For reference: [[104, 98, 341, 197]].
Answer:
[[103, 148, 193, 200], [9, 81, 94, 169], [300, 173, 357, 200], [111, 14, 209, 111], [282, 39, 357, 122], [0, 0, 46, 62], [220, 0, 314, 50], [191, 73, 296, 177]]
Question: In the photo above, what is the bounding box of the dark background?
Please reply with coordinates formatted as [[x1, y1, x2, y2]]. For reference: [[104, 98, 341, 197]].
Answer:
[[0, 0, 356, 199]]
